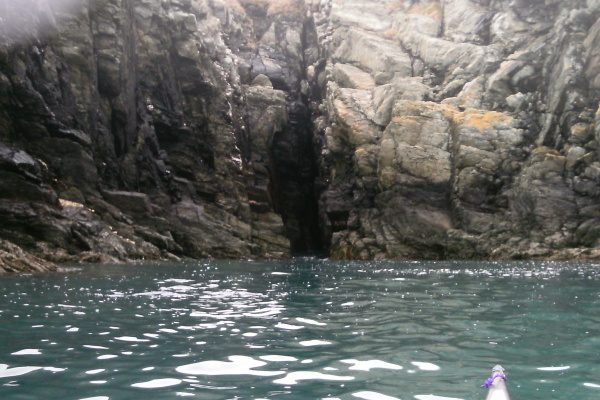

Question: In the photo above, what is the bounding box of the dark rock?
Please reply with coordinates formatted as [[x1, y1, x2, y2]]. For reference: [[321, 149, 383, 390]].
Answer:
[[3, 0, 600, 271], [0, 239, 57, 274], [52, 128, 93, 148], [102, 190, 153, 216]]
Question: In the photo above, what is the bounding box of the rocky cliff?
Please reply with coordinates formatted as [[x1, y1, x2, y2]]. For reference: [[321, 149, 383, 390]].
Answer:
[[1, 0, 600, 272]]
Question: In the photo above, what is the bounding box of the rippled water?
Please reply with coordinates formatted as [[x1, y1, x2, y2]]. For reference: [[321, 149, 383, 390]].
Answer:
[[0, 259, 599, 400]]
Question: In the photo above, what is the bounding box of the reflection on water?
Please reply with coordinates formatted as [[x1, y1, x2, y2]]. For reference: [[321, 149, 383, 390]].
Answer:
[[0, 259, 599, 399]]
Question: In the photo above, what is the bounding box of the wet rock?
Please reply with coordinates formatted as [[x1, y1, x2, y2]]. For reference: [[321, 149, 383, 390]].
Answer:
[[102, 190, 153, 216], [0, 0, 296, 271], [0, 239, 57, 274], [3, 0, 600, 270]]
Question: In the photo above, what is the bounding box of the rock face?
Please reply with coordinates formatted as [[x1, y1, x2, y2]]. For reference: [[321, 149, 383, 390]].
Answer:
[[0, 0, 294, 270], [1, 0, 600, 271], [310, 0, 600, 260]]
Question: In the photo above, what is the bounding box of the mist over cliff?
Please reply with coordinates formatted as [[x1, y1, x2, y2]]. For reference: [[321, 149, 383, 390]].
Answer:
[[2, 0, 600, 272]]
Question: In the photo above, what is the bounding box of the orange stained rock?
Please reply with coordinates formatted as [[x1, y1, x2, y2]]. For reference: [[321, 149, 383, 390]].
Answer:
[[455, 109, 512, 132]]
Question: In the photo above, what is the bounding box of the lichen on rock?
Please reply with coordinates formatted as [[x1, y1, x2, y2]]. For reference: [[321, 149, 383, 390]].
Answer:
[[2, 0, 600, 271]]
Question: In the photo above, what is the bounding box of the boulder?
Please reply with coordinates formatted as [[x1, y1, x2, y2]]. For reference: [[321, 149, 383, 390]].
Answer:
[[331, 27, 412, 77], [102, 190, 153, 215]]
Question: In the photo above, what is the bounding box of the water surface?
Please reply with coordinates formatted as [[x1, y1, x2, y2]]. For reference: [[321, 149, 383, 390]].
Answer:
[[0, 259, 599, 399]]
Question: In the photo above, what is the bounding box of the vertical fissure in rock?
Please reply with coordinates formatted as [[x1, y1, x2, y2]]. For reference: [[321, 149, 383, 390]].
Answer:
[[269, 98, 324, 256], [260, 13, 325, 257]]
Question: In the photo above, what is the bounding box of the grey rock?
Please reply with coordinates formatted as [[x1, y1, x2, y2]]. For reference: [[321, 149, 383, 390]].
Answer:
[[3, 0, 600, 270], [251, 74, 274, 87], [102, 190, 153, 215], [330, 27, 412, 77], [332, 63, 375, 90]]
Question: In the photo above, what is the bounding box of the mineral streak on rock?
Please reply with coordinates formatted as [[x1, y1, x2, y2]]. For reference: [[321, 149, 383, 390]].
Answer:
[[1, 0, 600, 271]]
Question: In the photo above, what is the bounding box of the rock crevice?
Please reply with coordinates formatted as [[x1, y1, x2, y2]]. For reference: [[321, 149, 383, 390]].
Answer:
[[2, 0, 600, 272]]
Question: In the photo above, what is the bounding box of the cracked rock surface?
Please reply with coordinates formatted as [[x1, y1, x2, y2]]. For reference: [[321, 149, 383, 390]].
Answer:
[[2, 0, 600, 271]]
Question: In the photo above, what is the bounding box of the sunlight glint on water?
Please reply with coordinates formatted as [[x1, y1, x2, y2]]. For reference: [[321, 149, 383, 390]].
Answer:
[[0, 260, 598, 399]]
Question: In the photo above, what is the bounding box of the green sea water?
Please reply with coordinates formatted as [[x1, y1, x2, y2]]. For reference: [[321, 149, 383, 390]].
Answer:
[[0, 259, 598, 400]]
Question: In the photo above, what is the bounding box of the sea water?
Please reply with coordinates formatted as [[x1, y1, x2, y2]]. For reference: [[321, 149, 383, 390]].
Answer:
[[0, 259, 598, 400]]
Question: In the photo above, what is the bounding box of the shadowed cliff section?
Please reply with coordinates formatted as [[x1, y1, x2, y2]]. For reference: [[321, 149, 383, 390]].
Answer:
[[2, 0, 600, 272], [0, 0, 294, 273], [228, 0, 325, 255]]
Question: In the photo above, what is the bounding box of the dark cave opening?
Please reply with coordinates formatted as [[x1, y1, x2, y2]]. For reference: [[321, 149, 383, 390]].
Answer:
[[269, 99, 325, 257], [239, 5, 326, 257]]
